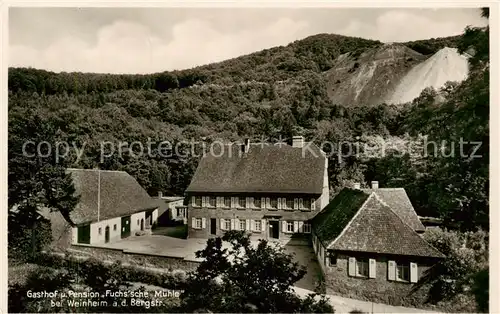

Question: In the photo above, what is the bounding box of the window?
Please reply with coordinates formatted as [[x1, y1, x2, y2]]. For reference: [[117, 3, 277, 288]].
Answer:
[[254, 220, 262, 232], [247, 197, 254, 208], [98, 227, 102, 235], [113, 224, 117, 231], [286, 221, 294, 233], [397, 263, 410, 282], [238, 197, 246, 208], [356, 259, 369, 277], [270, 198, 278, 210], [239, 219, 246, 230], [303, 223, 311, 233], [137, 219, 140, 226], [223, 197, 231, 208], [254, 198, 261, 209], [303, 199, 311, 210], [224, 219, 231, 231], [328, 252, 337, 266], [285, 198, 294, 210], [208, 197, 216, 207], [195, 218, 202, 229], [193, 196, 202, 207]]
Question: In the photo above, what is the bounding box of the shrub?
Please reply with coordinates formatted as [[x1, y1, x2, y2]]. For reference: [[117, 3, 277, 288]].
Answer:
[[423, 228, 488, 311]]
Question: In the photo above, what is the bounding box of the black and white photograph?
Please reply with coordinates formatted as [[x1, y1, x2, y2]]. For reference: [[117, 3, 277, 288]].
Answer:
[[3, 2, 494, 313]]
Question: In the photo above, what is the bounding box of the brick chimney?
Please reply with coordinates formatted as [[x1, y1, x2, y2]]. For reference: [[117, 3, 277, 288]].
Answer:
[[292, 136, 304, 148], [371, 181, 379, 189], [353, 182, 361, 189]]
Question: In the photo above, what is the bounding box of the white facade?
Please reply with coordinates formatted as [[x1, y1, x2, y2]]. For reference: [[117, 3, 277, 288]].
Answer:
[[72, 208, 158, 245]]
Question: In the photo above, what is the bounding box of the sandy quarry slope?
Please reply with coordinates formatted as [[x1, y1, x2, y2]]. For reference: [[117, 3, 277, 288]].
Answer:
[[387, 47, 469, 104]]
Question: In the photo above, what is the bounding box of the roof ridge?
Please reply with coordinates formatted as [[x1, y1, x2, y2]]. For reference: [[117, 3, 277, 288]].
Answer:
[[362, 188, 405, 191], [67, 168, 127, 173], [371, 192, 419, 232]]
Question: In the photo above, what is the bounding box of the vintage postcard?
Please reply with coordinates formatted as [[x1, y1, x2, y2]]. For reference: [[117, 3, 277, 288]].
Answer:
[[2, 2, 495, 313]]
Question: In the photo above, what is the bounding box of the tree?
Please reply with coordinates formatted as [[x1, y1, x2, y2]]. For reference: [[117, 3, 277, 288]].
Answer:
[[179, 231, 334, 313], [8, 107, 79, 260]]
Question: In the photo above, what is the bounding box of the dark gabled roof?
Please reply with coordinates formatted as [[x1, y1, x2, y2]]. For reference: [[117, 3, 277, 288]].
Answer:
[[312, 188, 370, 246], [67, 169, 158, 225], [329, 195, 444, 258], [361, 188, 425, 231], [186, 143, 326, 194]]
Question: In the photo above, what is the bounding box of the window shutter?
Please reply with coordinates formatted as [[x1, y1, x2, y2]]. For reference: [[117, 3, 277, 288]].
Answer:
[[266, 197, 270, 208], [230, 219, 235, 230], [201, 218, 206, 229], [220, 219, 225, 230], [369, 258, 376, 278], [298, 221, 304, 233], [261, 219, 266, 232], [294, 198, 298, 209], [234, 220, 240, 230], [311, 198, 316, 210], [216, 197, 220, 208], [191, 196, 195, 206], [282, 221, 287, 232], [293, 221, 298, 233], [191, 217, 196, 228], [261, 197, 265, 209], [410, 262, 418, 283], [278, 197, 282, 209], [230, 197, 235, 208], [348, 257, 356, 277], [246, 219, 250, 231], [249, 197, 254, 208], [388, 260, 396, 281], [251, 220, 255, 231], [299, 198, 303, 209]]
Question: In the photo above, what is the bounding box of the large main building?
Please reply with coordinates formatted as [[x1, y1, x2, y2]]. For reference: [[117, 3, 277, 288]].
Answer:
[[185, 136, 329, 240]]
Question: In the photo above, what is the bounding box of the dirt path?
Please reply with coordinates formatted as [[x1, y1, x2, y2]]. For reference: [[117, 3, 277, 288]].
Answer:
[[292, 286, 441, 314]]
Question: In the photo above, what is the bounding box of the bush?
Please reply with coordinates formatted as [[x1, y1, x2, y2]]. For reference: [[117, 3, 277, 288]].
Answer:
[[423, 228, 488, 311]]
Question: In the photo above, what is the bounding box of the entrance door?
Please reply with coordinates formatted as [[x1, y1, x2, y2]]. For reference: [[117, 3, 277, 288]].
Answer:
[[140, 219, 144, 231], [210, 218, 217, 235], [269, 220, 279, 239], [105, 226, 110, 243], [121, 216, 131, 238]]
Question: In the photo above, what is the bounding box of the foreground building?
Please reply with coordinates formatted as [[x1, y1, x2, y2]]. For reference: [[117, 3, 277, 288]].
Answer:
[[47, 169, 159, 249], [312, 181, 444, 302], [185, 136, 329, 240]]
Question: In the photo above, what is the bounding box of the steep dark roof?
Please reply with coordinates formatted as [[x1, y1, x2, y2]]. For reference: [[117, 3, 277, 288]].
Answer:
[[312, 188, 369, 246], [330, 195, 444, 258], [186, 143, 326, 194], [67, 169, 158, 225], [361, 188, 425, 231], [313, 188, 443, 258]]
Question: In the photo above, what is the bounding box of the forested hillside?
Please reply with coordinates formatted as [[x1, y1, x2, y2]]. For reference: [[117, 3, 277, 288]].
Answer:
[[8, 13, 488, 234]]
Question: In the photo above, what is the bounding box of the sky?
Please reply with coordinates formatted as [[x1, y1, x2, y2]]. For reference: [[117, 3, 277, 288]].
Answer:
[[9, 7, 487, 74]]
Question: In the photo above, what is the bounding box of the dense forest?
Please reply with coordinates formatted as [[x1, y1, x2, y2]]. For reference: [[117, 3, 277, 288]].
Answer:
[[8, 12, 488, 234]]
